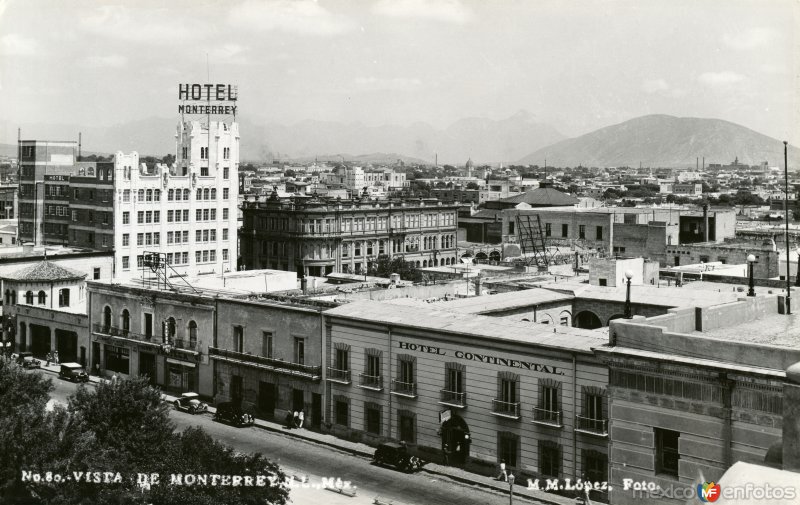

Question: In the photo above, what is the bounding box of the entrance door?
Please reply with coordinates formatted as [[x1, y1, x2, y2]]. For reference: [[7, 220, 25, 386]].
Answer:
[[92, 342, 100, 373], [144, 313, 153, 339], [292, 388, 305, 412], [80, 346, 86, 368], [258, 382, 276, 419], [441, 414, 471, 466], [312, 393, 322, 430], [139, 353, 156, 385]]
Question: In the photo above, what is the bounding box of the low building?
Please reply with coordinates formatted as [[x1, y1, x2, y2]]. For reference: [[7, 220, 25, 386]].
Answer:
[[323, 299, 611, 497]]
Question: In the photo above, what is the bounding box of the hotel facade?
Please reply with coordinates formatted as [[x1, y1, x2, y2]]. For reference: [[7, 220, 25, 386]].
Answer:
[[322, 299, 610, 499]]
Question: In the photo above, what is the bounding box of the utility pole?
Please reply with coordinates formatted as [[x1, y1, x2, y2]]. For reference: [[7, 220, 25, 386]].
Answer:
[[784, 141, 791, 314]]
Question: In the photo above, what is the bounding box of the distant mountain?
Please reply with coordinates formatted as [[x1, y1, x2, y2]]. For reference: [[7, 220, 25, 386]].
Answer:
[[289, 152, 431, 166], [518, 114, 800, 168], [3, 111, 564, 165]]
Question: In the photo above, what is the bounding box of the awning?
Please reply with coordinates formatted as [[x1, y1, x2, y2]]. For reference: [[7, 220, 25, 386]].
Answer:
[[166, 358, 196, 368]]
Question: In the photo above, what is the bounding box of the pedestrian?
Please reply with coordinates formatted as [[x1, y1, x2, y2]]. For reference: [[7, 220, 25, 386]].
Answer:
[[297, 409, 305, 429], [284, 410, 294, 429], [46, 352, 51, 367], [293, 410, 299, 428], [94, 363, 100, 376], [111, 372, 119, 385], [54, 351, 59, 364], [496, 461, 507, 481], [443, 443, 450, 466]]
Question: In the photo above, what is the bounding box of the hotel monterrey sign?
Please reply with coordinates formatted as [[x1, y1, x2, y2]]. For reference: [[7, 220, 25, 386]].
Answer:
[[178, 84, 238, 115], [398, 341, 566, 376]]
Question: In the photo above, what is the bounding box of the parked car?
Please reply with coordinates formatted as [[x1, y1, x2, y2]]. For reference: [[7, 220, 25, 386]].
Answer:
[[173, 392, 208, 414], [59, 362, 89, 383], [373, 442, 422, 473], [16, 352, 40, 369], [214, 402, 256, 427]]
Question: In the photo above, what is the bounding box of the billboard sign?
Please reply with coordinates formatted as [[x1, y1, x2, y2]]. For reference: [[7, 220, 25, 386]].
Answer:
[[178, 84, 238, 115]]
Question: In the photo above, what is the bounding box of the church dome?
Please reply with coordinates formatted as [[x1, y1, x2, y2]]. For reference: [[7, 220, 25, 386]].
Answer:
[[466, 158, 474, 168]]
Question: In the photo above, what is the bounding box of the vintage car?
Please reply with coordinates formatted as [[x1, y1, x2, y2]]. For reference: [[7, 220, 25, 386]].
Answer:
[[16, 352, 41, 369], [214, 402, 256, 427], [373, 442, 422, 473], [173, 392, 208, 414], [59, 362, 89, 383]]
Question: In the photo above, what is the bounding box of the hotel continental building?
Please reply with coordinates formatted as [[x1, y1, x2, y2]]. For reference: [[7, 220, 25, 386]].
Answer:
[[322, 298, 611, 497], [240, 197, 459, 277]]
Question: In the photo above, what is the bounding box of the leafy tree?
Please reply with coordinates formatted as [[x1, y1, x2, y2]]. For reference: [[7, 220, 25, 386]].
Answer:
[[284, 169, 296, 178], [368, 254, 424, 282], [465, 182, 479, 190]]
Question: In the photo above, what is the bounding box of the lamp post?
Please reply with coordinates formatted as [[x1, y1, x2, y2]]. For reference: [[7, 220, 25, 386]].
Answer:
[[623, 270, 634, 319], [796, 246, 800, 288], [747, 254, 756, 297], [507, 472, 515, 505]]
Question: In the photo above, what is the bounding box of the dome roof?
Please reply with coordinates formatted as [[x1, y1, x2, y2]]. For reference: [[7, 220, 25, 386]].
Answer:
[[466, 158, 474, 168], [2, 260, 86, 283]]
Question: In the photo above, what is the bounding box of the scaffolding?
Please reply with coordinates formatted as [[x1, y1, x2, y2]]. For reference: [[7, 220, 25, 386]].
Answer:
[[140, 251, 200, 294], [515, 214, 554, 267]]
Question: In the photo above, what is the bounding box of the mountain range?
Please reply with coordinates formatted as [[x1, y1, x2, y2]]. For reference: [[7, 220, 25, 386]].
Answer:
[[3, 113, 797, 169], [518, 114, 800, 168]]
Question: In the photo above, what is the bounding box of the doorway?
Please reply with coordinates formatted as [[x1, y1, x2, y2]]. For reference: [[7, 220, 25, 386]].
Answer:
[[292, 388, 305, 412], [441, 413, 471, 466], [258, 381, 276, 419], [312, 393, 322, 430], [139, 352, 156, 385]]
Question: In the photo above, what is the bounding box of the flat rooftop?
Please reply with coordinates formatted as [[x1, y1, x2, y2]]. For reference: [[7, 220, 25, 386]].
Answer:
[[326, 299, 607, 353], [429, 288, 574, 314], [695, 309, 800, 349], [542, 281, 743, 308]]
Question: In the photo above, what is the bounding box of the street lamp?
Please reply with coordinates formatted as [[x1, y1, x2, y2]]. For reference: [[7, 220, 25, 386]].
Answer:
[[623, 270, 634, 319], [747, 254, 756, 297], [507, 473, 515, 505]]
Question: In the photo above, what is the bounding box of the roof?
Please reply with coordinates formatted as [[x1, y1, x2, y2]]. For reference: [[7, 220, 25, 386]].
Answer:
[[325, 300, 607, 353], [545, 281, 741, 308], [2, 260, 85, 282], [498, 187, 579, 206], [429, 288, 574, 314], [694, 310, 800, 349]]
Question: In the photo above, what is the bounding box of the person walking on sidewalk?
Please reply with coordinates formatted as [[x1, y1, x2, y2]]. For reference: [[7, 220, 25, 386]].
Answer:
[[54, 351, 59, 365], [496, 461, 507, 481], [284, 410, 294, 429], [297, 409, 305, 429]]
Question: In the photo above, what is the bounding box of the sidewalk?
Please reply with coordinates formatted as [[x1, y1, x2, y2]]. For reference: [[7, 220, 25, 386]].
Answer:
[[38, 364, 579, 505]]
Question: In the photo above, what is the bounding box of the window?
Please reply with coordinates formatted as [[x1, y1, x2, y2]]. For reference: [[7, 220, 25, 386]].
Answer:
[[181, 147, 187, 160], [122, 256, 130, 270], [233, 325, 244, 353], [365, 402, 381, 435], [154, 189, 161, 201], [262, 331, 273, 358], [197, 188, 203, 200], [137, 233, 144, 246], [174, 189, 181, 201], [655, 429, 680, 477], [223, 249, 229, 260], [183, 189, 189, 200], [123, 189, 130, 202], [93, 267, 101, 280], [196, 209, 202, 221], [138, 189, 144, 201], [398, 410, 416, 443], [200, 147, 208, 159], [201, 166, 209, 176], [596, 226, 603, 240], [137, 211, 144, 224], [579, 225, 586, 239], [104, 345, 130, 374], [335, 397, 349, 427], [222, 229, 228, 240], [146, 189, 152, 202], [582, 450, 608, 488], [223, 188, 229, 199], [446, 363, 464, 393], [223, 208, 228, 220], [539, 440, 561, 478], [121, 309, 130, 335], [168, 189, 174, 201], [545, 223, 551, 237], [183, 210, 189, 221], [37, 290, 46, 305], [294, 337, 305, 365], [223, 167, 229, 179], [188, 321, 197, 348], [562, 223, 569, 237], [154, 211, 160, 223], [25, 291, 33, 304], [123, 212, 129, 224], [210, 188, 216, 200], [399, 355, 414, 385], [498, 432, 519, 469], [122, 234, 129, 246]]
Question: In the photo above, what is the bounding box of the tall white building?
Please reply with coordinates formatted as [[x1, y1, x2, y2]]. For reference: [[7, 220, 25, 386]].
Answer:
[[113, 120, 239, 281]]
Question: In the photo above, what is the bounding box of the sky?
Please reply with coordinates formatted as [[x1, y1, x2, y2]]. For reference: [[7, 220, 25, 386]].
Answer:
[[0, 0, 798, 145]]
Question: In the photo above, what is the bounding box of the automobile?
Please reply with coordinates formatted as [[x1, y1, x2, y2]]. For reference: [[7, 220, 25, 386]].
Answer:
[[373, 442, 422, 473], [16, 352, 41, 369], [173, 392, 208, 414], [59, 362, 89, 383], [214, 402, 256, 427]]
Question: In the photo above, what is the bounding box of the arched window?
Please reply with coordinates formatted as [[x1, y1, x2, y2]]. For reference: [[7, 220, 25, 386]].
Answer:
[[10, 290, 16, 305], [25, 291, 33, 304], [37, 290, 46, 305], [154, 189, 161, 201], [103, 306, 112, 332], [196, 188, 203, 200], [203, 188, 210, 200], [166, 317, 176, 339], [183, 189, 190, 200], [188, 320, 197, 348], [146, 189, 153, 201], [59, 288, 70, 307], [121, 309, 130, 335], [137, 189, 144, 201], [210, 188, 216, 200], [4, 289, 9, 305], [174, 189, 181, 201], [168, 189, 174, 201]]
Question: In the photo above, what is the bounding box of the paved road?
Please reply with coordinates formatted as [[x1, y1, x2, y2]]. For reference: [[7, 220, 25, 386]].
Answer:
[[45, 375, 542, 505]]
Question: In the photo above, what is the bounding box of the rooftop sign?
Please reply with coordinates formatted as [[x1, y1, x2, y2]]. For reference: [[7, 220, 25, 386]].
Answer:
[[178, 84, 238, 116]]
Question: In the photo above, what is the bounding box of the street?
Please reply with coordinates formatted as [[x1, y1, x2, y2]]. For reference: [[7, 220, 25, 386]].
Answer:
[[44, 374, 539, 505]]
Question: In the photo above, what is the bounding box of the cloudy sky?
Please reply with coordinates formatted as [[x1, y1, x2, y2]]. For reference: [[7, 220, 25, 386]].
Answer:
[[0, 0, 797, 144]]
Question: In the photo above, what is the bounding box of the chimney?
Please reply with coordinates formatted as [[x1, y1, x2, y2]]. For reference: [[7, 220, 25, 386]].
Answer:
[[702, 203, 709, 242], [782, 361, 800, 471], [702, 157, 705, 170]]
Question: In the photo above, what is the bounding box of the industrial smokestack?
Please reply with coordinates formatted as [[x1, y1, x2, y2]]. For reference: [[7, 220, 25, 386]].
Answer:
[[78, 132, 82, 161], [702, 157, 705, 170], [702, 203, 709, 242], [696, 157, 699, 170]]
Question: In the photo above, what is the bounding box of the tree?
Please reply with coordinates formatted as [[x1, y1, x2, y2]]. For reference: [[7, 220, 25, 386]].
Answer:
[[163, 154, 176, 166], [284, 169, 296, 178], [0, 362, 289, 505], [465, 182, 479, 190]]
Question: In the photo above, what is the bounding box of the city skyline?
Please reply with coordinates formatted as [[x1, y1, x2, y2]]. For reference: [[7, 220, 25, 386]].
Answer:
[[0, 0, 798, 147]]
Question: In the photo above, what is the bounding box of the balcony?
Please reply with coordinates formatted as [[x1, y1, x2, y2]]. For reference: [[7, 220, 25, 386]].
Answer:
[[92, 324, 163, 346], [357, 373, 383, 391], [491, 399, 521, 420], [327, 367, 351, 384], [575, 415, 608, 437], [438, 389, 467, 409], [531, 407, 563, 428], [208, 347, 322, 380], [390, 379, 417, 398], [172, 338, 198, 351]]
